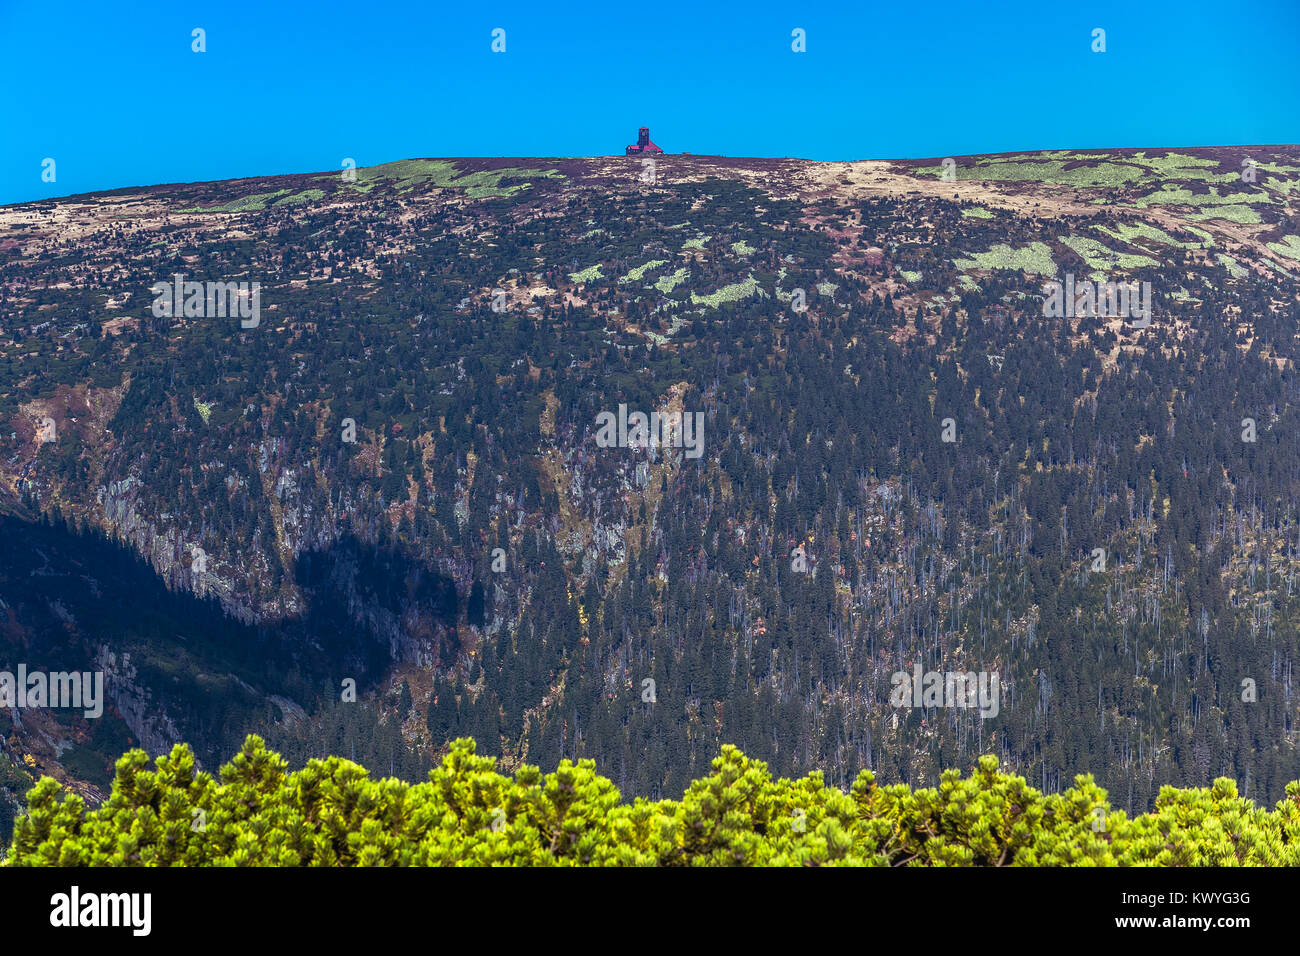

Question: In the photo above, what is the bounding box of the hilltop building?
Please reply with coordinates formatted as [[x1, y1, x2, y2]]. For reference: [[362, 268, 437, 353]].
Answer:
[[625, 126, 664, 156]]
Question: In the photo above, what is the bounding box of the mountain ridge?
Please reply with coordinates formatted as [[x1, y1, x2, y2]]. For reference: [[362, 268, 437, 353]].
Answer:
[[2, 144, 1299, 837]]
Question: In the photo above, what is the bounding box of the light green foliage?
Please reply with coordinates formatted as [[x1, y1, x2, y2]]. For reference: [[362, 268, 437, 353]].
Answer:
[[961, 207, 993, 219], [690, 276, 766, 309], [1094, 222, 1206, 250], [1217, 253, 1249, 278], [897, 270, 922, 284], [1252, 160, 1300, 176], [275, 189, 326, 206], [186, 189, 292, 213], [183, 161, 564, 212], [9, 740, 1300, 867], [681, 236, 711, 251], [1059, 236, 1160, 270], [731, 240, 755, 257], [1122, 152, 1236, 182], [953, 241, 1057, 276], [343, 160, 563, 198], [1266, 235, 1300, 261], [568, 265, 603, 284], [653, 268, 690, 293], [925, 159, 1147, 188], [1035, 150, 1112, 160], [1263, 175, 1300, 196], [912, 151, 1296, 208], [193, 398, 212, 424], [1186, 205, 1264, 224], [621, 259, 668, 283], [1133, 185, 1274, 209]]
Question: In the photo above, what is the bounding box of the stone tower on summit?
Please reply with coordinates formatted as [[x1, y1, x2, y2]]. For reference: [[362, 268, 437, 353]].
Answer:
[[625, 126, 664, 156]]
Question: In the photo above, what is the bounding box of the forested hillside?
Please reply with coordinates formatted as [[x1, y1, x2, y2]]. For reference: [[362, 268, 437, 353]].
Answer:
[[3, 148, 1300, 840]]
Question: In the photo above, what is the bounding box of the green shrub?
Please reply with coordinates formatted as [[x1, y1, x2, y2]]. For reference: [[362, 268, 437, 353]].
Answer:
[[8, 740, 1300, 866]]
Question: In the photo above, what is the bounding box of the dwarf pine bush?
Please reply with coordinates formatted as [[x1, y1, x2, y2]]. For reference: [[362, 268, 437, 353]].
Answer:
[[7, 738, 1300, 866]]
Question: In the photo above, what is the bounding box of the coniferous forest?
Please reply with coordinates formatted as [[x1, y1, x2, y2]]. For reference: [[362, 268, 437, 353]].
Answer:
[[3, 147, 1300, 861]]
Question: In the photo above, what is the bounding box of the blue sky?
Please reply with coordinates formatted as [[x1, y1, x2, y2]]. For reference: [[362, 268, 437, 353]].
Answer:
[[2, 0, 1297, 205]]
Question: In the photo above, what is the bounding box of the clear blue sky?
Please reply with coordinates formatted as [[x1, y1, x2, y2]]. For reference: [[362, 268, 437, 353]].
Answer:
[[2, 0, 1297, 205]]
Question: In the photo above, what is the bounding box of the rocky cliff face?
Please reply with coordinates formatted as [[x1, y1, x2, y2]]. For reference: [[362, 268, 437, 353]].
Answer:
[[94, 647, 181, 759]]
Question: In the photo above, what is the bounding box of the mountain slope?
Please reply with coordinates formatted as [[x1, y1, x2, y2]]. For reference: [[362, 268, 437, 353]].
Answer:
[[2, 146, 1299, 830]]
